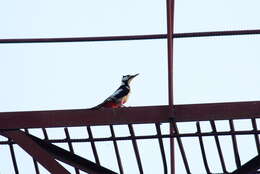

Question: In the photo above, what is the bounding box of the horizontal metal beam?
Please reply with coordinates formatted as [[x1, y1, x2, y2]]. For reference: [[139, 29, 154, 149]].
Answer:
[[174, 101, 260, 122], [174, 29, 260, 38], [2, 129, 260, 145], [0, 101, 260, 129], [0, 29, 260, 44], [0, 106, 171, 129], [0, 34, 165, 44]]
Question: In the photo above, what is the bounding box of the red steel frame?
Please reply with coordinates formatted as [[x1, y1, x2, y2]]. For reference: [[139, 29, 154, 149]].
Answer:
[[1, 0, 260, 174]]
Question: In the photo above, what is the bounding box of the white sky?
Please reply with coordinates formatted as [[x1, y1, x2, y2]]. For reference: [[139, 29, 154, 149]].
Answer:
[[1, 0, 260, 174]]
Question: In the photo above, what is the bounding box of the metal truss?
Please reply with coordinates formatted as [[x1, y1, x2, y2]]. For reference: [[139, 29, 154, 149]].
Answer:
[[1, 0, 260, 173], [0, 101, 260, 174]]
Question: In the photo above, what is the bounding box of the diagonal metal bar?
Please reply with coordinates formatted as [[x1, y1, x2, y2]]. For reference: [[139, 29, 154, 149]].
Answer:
[[196, 122, 211, 174], [229, 120, 241, 168], [155, 123, 168, 174], [172, 122, 191, 174], [87, 126, 100, 165], [24, 129, 40, 174], [252, 118, 260, 154], [0, 130, 71, 174], [8, 138, 19, 174], [210, 121, 227, 173], [128, 124, 144, 174], [109, 125, 124, 174], [27, 132, 118, 174], [64, 128, 80, 174], [231, 154, 260, 174]]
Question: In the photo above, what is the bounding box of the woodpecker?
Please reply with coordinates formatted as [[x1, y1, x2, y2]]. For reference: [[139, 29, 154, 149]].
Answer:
[[90, 74, 139, 110]]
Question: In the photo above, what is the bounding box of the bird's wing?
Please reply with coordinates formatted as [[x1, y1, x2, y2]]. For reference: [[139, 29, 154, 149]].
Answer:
[[108, 86, 129, 102], [89, 86, 129, 110]]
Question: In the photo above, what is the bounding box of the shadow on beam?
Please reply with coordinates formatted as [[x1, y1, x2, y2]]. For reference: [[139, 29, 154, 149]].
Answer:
[[231, 154, 260, 174]]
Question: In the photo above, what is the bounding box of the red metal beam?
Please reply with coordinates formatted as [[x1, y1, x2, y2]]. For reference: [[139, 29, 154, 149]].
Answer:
[[0, 130, 71, 174], [1, 29, 260, 44], [174, 101, 260, 122], [27, 133, 117, 174], [0, 34, 165, 44], [174, 29, 260, 38], [231, 154, 260, 174], [0, 106, 171, 129], [0, 101, 260, 129]]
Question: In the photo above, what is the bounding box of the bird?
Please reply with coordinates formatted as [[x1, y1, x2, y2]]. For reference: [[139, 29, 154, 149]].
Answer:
[[89, 74, 139, 110]]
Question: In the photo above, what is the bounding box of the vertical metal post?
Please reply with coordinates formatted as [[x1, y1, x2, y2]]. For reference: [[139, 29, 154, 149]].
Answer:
[[167, 0, 174, 106], [166, 0, 175, 173]]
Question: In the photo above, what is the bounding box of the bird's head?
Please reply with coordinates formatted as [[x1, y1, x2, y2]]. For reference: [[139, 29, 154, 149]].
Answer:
[[121, 73, 139, 85]]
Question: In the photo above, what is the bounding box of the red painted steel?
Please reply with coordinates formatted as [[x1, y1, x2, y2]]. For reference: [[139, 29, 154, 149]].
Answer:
[[2, 129, 260, 145], [229, 120, 242, 168], [155, 123, 168, 174], [197, 122, 211, 173], [0, 101, 260, 129], [87, 126, 100, 165], [64, 128, 80, 174], [0, 34, 165, 44], [110, 125, 124, 174], [0, 106, 171, 129], [27, 132, 118, 174], [252, 118, 260, 154], [174, 101, 260, 122], [231, 154, 260, 174], [166, 0, 175, 173], [210, 121, 227, 173], [8, 138, 19, 174], [0, 130, 71, 174], [174, 29, 260, 38], [128, 124, 144, 174], [1, 29, 260, 44], [167, 0, 174, 107], [25, 129, 40, 174]]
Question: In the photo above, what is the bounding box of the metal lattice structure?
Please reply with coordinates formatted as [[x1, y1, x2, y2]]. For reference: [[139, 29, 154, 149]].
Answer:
[[1, 0, 260, 174]]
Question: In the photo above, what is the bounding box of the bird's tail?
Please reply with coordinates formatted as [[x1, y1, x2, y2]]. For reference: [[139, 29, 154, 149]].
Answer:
[[87, 104, 102, 111]]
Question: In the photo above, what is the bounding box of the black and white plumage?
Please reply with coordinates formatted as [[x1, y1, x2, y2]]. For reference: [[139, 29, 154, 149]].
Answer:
[[90, 74, 139, 110]]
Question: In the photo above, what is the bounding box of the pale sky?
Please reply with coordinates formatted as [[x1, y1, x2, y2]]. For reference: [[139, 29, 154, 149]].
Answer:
[[0, 0, 260, 173]]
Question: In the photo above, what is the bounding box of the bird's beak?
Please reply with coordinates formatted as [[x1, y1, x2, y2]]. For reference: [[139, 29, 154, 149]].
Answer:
[[131, 73, 139, 79]]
